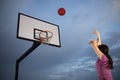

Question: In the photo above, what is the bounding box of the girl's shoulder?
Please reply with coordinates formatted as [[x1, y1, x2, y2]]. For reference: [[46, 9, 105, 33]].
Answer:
[[100, 54, 108, 62]]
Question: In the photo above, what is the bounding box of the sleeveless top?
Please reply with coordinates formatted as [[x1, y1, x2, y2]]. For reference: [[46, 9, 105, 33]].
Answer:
[[96, 54, 113, 80]]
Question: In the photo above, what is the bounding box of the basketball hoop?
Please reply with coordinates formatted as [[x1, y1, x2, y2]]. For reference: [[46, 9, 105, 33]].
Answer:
[[38, 30, 53, 44]]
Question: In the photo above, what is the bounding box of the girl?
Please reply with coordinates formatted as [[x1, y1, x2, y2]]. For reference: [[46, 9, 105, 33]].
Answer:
[[89, 31, 114, 80]]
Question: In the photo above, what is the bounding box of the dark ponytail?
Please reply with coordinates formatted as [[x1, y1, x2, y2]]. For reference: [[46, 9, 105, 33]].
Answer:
[[106, 54, 114, 69], [98, 44, 114, 69]]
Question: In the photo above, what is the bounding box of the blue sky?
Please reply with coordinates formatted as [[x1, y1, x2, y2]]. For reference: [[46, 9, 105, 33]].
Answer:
[[0, 0, 120, 80]]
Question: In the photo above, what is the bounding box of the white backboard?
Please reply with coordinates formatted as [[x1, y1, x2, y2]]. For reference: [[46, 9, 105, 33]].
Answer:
[[17, 13, 61, 47]]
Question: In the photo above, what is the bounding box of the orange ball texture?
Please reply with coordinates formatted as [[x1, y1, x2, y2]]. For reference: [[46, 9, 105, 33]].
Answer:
[[58, 8, 66, 16]]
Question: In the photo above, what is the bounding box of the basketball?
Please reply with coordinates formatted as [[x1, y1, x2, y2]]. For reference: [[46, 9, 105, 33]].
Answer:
[[58, 8, 66, 16]]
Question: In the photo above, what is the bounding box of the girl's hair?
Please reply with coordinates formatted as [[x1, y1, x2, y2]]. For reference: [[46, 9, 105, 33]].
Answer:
[[98, 44, 114, 69]]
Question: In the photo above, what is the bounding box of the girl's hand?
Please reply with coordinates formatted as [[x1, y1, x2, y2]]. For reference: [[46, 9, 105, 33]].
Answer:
[[89, 39, 97, 45], [93, 31, 100, 37]]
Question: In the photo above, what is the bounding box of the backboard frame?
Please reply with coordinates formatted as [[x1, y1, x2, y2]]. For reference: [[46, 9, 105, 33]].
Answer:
[[17, 13, 61, 47]]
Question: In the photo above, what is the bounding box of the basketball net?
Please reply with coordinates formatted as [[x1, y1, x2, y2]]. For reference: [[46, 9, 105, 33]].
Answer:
[[38, 30, 53, 44]]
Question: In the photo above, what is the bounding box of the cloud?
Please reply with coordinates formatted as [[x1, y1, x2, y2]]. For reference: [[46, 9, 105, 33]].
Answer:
[[103, 31, 120, 50], [110, 40, 120, 50], [113, 56, 120, 66], [43, 55, 97, 80], [112, 0, 120, 9]]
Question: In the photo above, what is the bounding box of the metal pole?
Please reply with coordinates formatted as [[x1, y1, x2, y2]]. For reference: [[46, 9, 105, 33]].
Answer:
[[15, 41, 41, 80]]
